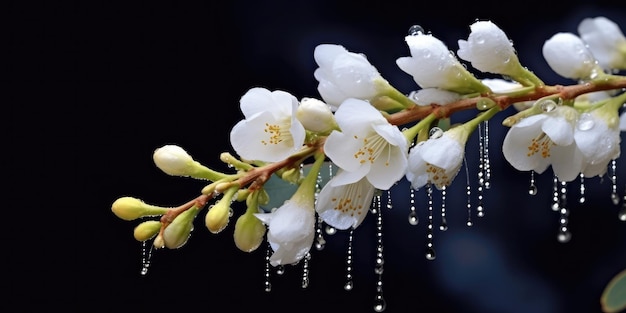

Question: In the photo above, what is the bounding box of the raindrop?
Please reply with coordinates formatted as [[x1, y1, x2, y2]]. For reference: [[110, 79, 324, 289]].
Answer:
[[425, 248, 437, 260], [528, 170, 537, 195], [140, 240, 154, 276], [408, 211, 419, 225], [373, 295, 387, 312], [264, 242, 272, 292], [301, 253, 310, 289], [577, 113, 595, 131], [345, 229, 354, 291], [579, 173, 586, 204], [619, 208, 626, 221], [538, 99, 557, 112], [610, 159, 619, 205], [557, 230, 572, 243], [429, 127, 443, 139], [344, 280, 354, 291], [276, 265, 285, 275], [315, 216, 326, 250], [425, 183, 437, 259], [440, 186, 448, 231], [325, 225, 337, 235], [408, 25, 424, 36], [464, 157, 473, 227]]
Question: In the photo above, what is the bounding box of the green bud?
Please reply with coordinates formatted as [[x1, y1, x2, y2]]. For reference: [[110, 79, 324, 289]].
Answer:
[[133, 220, 162, 241], [111, 197, 169, 221], [162, 207, 199, 249], [205, 187, 237, 234], [233, 211, 266, 252]]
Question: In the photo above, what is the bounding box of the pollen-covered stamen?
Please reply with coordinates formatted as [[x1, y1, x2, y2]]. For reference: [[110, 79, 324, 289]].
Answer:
[[527, 132, 554, 158], [352, 133, 391, 166], [261, 121, 292, 146], [426, 163, 451, 188], [330, 184, 365, 217]]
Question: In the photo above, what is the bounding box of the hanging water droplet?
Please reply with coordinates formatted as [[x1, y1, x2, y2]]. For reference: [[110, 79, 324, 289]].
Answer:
[[528, 184, 537, 195], [408, 25, 424, 36], [439, 221, 448, 231], [325, 225, 337, 235], [315, 237, 326, 250], [611, 193, 620, 206], [429, 127, 443, 139], [557, 230, 572, 243], [618, 208, 626, 221], [538, 99, 557, 112], [408, 211, 419, 225], [344, 280, 354, 291], [140, 240, 154, 276], [577, 113, 595, 131], [373, 295, 387, 312], [425, 248, 437, 260], [276, 265, 285, 275]]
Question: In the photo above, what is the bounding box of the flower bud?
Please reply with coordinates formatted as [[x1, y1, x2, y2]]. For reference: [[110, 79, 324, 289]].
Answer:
[[542, 32, 598, 80], [296, 97, 337, 133], [111, 197, 169, 221], [162, 207, 199, 249], [153, 145, 199, 176], [233, 211, 267, 252], [205, 201, 231, 234], [133, 220, 162, 241]]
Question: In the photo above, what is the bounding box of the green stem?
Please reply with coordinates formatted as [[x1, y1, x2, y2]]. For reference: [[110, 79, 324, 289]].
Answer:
[[402, 113, 437, 143]]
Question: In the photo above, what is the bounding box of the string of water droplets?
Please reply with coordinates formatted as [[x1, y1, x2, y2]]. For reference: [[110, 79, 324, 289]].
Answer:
[[372, 193, 387, 312]]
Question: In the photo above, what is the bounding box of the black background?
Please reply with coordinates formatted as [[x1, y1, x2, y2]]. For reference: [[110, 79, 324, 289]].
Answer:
[[7, 0, 626, 312]]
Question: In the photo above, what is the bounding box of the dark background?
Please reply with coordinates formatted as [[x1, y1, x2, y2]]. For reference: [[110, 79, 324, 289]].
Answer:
[[7, 0, 626, 312]]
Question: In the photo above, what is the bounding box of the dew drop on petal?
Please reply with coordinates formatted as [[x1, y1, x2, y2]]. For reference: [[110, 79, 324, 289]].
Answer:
[[577, 113, 595, 131], [538, 99, 557, 112], [429, 127, 443, 139], [408, 25, 424, 36]]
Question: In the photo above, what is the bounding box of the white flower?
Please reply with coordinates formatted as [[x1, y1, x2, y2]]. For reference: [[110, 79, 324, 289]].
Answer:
[[405, 125, 470, 190], [542, 32, 599, 80], [153, 145, 198, 176], [457, 20, 523, 77], [409, 88, 461, 106], [230, 87, 306, 163], [316, 173, 376, 230], [324, 98, 408, 190], [396, 33, 489, 94], [296, 97, 337, 133], [313, 44, 387, 111], [575, 109, 621, 178], [481, 78, 523, 93], [254, 198, 315, 266], [502, 105, 584, 182], [578, 16, 626, 70]]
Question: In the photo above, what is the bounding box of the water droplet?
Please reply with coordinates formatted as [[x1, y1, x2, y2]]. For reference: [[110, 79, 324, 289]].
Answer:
[[374, 265, 384, 275], [577, 113, 595, 131], [466, 220, 473, 227], [425, 248, 436, 260], [325, 225, 337, 235], [407, 211, 419, 225], [264, 282, 272, 292], [528, 185, 537, 196], [408, 25, 424, 36], [618, 208, 626, 221], [538, 99, 557, 112], [439, 222, 448, 231], [373, 295, 387, 312], [344, 280, 354, 291], [315, 237, 326, 250], [276, 265, 285, 275], [557, 230, 572, 243], [476, 98, 494, 110], [429, 127, 443, 139]]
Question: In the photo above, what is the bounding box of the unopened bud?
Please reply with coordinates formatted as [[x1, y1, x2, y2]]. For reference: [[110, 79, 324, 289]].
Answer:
[[133, 220, 162, 241], [233, 211, 267, 252], [111, 197, 169, 221], [296, 98, 337, 133], [162, 207, 199, 249], [205, 201, 231, 234], [153, 145, 198, 176]]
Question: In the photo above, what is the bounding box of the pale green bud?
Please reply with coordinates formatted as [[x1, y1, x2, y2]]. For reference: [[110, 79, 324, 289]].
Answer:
[[153, 145, 200, 176], [111, 197, 169, 221], [205, 201, 231, 234], [133, 220, 162, 241], [233, 211, 267, 252], [163, 207, 199, 249]]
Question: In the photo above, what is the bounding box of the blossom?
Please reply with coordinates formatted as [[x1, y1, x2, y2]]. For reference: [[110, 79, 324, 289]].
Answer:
[[542, 32, 599, 80], [324, 98, 408, 190], [255, 199, 315, 266], [577, 16, 626, 71], [230, 87, 306, 163], [315, 173, 376, 230], [405, 124, 470, 190], [396, 33, 490, 94], [457, 20, 524, 78], [254, 152, 325, 266], [313, 44, 388, 111], [502, 105, 584, 182], [295, 97, 338, 134], [576, 106, 622, 178]]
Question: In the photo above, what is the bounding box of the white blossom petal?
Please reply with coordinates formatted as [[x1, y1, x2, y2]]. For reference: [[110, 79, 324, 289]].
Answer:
[[316, 174, 376, 230]]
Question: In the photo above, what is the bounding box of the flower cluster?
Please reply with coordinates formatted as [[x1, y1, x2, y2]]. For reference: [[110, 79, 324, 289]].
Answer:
[[111, 17, 626, 313]]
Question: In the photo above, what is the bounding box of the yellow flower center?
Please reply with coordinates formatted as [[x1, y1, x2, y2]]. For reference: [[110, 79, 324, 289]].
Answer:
[[527, 132, 554, 158], [352, 134, 390, 166]]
